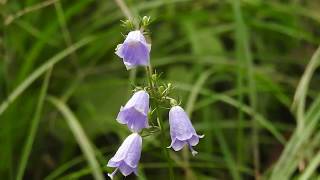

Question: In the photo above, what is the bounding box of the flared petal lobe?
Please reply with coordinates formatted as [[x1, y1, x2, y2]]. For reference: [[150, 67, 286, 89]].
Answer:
[[115, 30, 151, 69], [116, 90, 149, 132], [107, 133, 142, 179], [168, 106, 204, 156]]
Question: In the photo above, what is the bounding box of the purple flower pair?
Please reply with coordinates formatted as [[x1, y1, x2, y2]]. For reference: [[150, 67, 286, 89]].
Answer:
[[107, 90, 148, 179]]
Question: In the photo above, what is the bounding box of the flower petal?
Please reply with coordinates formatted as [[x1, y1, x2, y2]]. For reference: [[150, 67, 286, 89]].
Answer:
[[169, 106, 196, 141], [125, 30, 147, 43], [125, 90, 149, 114], [118, 162, 135, 176], [107, 160, 121, 167], [115, 44, 124, 58], [124, 134, 142, 168], [188, 135, 200, 146], [171, 139, 186, 151], [117, 107, 148, 132], [107, 133, 138, 164]]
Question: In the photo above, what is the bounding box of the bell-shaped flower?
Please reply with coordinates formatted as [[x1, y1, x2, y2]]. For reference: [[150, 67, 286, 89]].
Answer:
[[107, 133, 142, 179], [115, 30, 151, 70], [117, 90, 149, 132], [168, 106, 204, 156]]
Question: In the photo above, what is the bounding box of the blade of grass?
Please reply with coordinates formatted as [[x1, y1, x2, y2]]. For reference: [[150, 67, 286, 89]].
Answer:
[[0, 36, 95, 116], [202, 107, 213, 154], [216, 95, 285, 144], [292, 45, 320, 133], [271, 93, 320, 179], [47, 96, 104, 180], [45, 146, 116, 180], [45, 157, 83, 180], [264, 1, 320, 24], [185, 70, 213, 115], [15, 20, 58, 47], [16, 67, 53, 180], [114, 0, 133, 20], [176, 82, 286, 144], [14, 0, 93, 84], [299, 151, 320, 180], [271, 45, 320, 178], [198, 85, 242, 180], [54, 0, 79, 68], [232, 0, 258, 178], [251, 20, 318, 44], [235, 10, 245, 177], [184, 70, 213, 180], [213, 112, 242, 180], [4, 0, 57, 25]]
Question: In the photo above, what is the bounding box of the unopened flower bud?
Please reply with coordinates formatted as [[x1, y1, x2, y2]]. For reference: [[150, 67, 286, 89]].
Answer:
[[142, 16, 151, 26]]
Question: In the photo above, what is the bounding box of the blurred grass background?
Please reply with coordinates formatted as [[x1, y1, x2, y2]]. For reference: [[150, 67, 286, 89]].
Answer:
[[1, 0, 320, 179]]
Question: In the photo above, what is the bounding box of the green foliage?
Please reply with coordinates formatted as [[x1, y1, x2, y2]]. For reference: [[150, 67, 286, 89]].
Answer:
[[1, 0, 320, 179]]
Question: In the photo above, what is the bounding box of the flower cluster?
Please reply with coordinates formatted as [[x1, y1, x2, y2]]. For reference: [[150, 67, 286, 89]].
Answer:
[[107, 17, 203, 179]]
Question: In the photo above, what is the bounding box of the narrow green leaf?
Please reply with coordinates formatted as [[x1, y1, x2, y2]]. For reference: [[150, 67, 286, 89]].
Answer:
[[47, 96, 104, 180], [0, 36, 95, 116]]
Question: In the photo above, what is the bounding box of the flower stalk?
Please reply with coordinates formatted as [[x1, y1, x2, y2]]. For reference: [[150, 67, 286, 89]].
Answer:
[[107, 16, 203, 180], [145, 66, 175, 180]]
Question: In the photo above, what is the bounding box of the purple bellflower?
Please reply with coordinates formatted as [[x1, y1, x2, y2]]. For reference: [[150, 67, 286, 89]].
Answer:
[[107, 133, 142, 179], [115, 30, 151, 70], [168, 106, 204, 156], [117, 90, 149, 132]]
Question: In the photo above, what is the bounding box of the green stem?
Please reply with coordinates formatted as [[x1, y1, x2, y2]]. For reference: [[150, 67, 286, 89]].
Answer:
[[145, 66, 174, 180], [156, 109, 175, 180], [232, 0, 258, 178], [145, 66, 154, 88]]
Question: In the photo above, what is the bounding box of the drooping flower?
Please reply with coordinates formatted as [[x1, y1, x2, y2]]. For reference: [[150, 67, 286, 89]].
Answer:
[[107, 133, 142, 179], [168, 106, 204, 156], [115, 30, 151, 70], [117, 90, 149, 132]]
